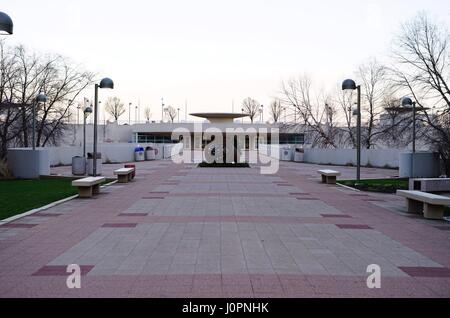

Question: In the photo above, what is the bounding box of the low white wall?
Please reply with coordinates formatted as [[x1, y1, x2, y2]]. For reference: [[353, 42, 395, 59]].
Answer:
[[258, 145, 400, 168], [46, 143, 179, 166], [303, 149, 399, 168]]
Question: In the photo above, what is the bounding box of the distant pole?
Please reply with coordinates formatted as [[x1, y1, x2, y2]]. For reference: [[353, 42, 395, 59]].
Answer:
[[161, 100, 163, 122], [128, 102, 132, 125], [178, 108, 180, 123]]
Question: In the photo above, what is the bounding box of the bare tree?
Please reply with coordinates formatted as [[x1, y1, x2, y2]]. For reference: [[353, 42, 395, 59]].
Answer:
[[242, 97, 260, 123], [104, 97, 125, 122], [269, 99, 283, 123], [143, 107, 152, 122], [0, 42, 93, 156], [357, 59, 392, 149], [165, 105, 177, 123], [280, 75, 341, 148], [392, 12, 450, 174]]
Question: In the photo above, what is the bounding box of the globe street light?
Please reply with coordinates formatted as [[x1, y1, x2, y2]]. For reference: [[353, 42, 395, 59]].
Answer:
[[0, 12, 13, 35], [93, 78, 114, 176], [342, 79, 361, 181], [33, 93, 47, 150]]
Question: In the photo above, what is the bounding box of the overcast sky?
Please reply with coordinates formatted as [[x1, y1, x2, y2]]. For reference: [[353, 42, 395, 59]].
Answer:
[[2, 0, 450, 121]]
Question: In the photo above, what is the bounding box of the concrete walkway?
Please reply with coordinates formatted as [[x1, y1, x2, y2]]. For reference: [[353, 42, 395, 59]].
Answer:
[[0, 161, 449, 297]]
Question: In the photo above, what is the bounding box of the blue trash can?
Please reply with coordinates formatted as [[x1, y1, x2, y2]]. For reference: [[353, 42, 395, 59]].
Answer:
[[134, 146, 145, 161]]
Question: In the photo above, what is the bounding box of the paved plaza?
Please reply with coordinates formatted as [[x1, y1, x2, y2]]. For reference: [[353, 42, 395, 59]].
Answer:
[[0, 161, 449, 298]]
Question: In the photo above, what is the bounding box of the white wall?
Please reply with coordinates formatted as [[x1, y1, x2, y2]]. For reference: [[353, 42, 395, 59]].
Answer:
[[303, 149, 399, 168], [46, 143, 179, 166], [258, 145, 400, 168]]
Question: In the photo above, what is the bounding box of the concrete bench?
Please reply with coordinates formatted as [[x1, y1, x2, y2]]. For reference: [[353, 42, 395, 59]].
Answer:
[[397, 190, 450, 220], [318, 170, 341, 184], [409, 178, 450, 193], [114, 168, 135, 183], [72, 177, 106, 198]]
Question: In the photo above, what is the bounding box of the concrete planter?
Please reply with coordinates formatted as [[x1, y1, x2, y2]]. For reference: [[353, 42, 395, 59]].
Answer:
[[7, 148, 50, 179]]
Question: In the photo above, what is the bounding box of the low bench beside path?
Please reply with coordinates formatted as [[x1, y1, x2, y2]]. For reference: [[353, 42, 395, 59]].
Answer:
[[317, 170, 341, 184], [72, 176, 106, 198], [114, 168, 135, 183], [397, 190, 450, 220]]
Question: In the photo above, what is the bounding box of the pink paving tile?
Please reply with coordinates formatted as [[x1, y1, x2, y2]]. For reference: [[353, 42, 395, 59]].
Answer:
[[142, 197, 166, 200], [32, 265, 94, 276], [33, 213, 62, 217], [149, 192, 170, 194], [1, 223, 37, 228], [434, 226, 450, 231], [336, 224, 373, 230], [290, 193, 311, 196], [118, 213, 149, 217], [399, 267, 450, 278], [296, 197, 320, 201], [321, 214, 352, 218], [101, 223, 138, 228]]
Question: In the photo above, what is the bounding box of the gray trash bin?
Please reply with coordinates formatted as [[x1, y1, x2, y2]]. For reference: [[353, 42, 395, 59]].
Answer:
[[294, 148, 304, 162], [72, 156, 86, 175], [145, 146, 156, 161], [87, 152, 102, 176]]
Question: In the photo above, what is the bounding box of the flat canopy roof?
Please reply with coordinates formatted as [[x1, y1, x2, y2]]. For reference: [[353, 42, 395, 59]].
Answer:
[[190, 113, 249, 119], [190, 112, 250, 124]]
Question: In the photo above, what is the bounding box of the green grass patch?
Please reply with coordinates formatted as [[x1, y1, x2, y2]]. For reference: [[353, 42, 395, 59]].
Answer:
[[198, 162, 250, 168], [0, 177, 114, 220], [338, 178, 409, 193]]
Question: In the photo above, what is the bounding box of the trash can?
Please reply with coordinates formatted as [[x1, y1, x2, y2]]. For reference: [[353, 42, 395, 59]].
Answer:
[[134, 147, 145, 162], [145, 146, 156, 161], [280, 147, 292, 161], [72, 156, 86, 175], [124, 164, 136, 178], [294, 147, 304, 162], [86, 152, 102, 176]]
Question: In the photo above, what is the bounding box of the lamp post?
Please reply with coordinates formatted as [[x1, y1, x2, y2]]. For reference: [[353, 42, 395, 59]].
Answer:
[[83, 106, 92, 158], [260, 105, 264, 123], [128, 103, 132, 125], [77, 104, 80, 125], [401, 97, 417, 153], [177, 108, 180, 123], [0, 12, 13, 35], [33, 93, 47, 150], [161, 98, 165, 123], [135, 105, 138, 124], [342, 79, 361, 181], [93, 78, 114, 177]]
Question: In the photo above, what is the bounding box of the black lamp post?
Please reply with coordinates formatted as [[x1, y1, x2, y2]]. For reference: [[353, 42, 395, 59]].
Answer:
[[0, 12, 13, 35], [93, 78, 114, 176], [401, 97, 417, 153], [33, 93, 47, 150], [83, 106, 93, 158], [342, 79, 361, 181]]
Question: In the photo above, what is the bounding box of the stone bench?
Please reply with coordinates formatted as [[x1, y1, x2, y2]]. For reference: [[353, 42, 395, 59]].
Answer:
[[397, 190, 450, 220], [72, 177, 106, 198], [409, 178, 450, 193], [114, 168, 135, 183], [318, 170, 341, 184]]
